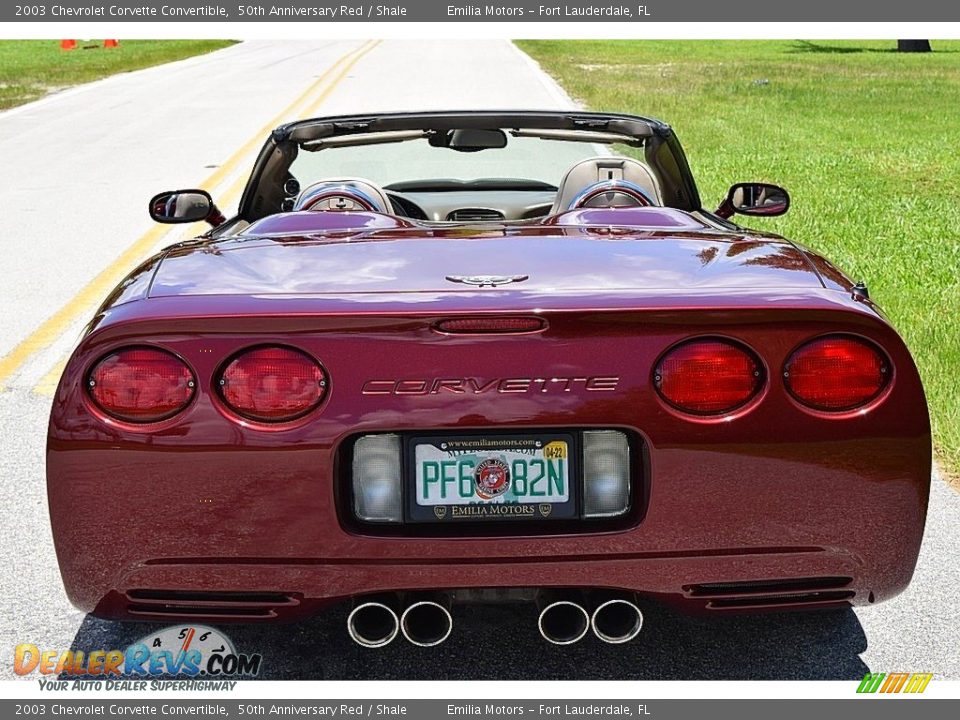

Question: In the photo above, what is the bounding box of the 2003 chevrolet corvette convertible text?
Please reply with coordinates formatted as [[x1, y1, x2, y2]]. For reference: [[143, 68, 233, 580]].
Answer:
[[47, 111, 930, 648]]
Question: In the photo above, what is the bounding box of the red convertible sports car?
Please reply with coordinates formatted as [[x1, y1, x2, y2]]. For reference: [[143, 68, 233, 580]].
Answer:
[[48, 111, 930, 648]]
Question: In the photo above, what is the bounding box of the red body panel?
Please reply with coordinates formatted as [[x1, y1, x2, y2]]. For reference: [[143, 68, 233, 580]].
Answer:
[[47, 210, 931, 621]]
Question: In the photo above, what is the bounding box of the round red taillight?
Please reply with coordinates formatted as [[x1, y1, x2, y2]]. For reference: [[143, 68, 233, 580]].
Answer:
[[784, 335, 889, 411], [219, 346, 327, 422], [655, 339, 763, 415], [87, 347, 195, 423]]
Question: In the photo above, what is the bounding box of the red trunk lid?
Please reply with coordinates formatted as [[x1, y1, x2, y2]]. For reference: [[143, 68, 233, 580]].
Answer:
[[149, 227, 824, 298]]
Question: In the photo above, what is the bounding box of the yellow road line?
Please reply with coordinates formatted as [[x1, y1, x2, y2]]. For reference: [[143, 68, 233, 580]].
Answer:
[[183, 37, 381, 235], [2, 40, 379, 393], [165, 40, 382, 240], [28, 40, 382, 396], [34, 360, 69, 397], [186, 39, 381, 219]]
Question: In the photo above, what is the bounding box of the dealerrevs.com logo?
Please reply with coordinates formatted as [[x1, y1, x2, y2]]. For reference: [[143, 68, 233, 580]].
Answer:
[[857, 672, 933, 694], [14, 625, 261, 688]]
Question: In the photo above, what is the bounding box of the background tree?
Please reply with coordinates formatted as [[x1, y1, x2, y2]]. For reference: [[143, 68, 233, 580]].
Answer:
[[898, 40, 932, 52]]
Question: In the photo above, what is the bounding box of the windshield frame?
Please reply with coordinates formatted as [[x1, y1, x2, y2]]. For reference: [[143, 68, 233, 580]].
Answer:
[[237, 110, 702, 222]]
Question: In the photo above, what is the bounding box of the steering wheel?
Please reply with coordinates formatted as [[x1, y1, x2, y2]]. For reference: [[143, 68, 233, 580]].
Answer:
[[567, 179, 655, 211]]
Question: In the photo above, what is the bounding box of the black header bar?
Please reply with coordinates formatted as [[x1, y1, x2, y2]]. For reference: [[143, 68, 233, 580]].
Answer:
[[5, 1, 958, 23]]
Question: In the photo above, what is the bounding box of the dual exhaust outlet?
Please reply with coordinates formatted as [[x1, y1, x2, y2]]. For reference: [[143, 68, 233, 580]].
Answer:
[[537, 590, 643, 645], [347, 590, 642, 648], [348, 593, 453, 648]]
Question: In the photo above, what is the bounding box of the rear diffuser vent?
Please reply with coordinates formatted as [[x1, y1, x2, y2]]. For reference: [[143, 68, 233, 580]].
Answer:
[[685, 576, 854, 610], [447, 208, 505, 222], [706, 590, 855, 609], [686, 576, 852, 597], [126, 590, 299, 620]]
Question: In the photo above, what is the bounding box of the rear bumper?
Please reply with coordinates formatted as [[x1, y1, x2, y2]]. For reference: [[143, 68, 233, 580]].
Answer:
[[49, 431, 929, 621]]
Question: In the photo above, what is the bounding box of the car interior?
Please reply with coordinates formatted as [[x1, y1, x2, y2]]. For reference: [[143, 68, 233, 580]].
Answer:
[[280, 154, 666, 226]]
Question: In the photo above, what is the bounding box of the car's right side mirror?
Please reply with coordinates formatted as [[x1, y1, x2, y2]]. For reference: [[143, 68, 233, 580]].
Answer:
[[716, 182, 790, 219], [149, 189, 224, 226]]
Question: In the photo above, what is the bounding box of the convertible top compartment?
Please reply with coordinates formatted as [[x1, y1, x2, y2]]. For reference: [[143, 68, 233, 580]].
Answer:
[[243, 210, 413, 235]]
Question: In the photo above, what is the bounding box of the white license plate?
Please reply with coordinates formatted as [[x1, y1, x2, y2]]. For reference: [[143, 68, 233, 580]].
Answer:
[[414, 437, 569, 506]]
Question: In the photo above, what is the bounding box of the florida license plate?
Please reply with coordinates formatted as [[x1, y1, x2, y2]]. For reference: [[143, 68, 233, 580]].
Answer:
[[407, 433, 577, 522]]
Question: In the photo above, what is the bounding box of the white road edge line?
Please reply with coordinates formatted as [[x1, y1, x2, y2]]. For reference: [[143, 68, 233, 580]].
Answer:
[[0, 40, 246, 121]]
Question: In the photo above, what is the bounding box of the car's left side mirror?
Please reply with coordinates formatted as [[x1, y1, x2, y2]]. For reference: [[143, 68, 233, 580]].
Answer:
[[716, 182, 790, 219], [149, 189, 225, 227]]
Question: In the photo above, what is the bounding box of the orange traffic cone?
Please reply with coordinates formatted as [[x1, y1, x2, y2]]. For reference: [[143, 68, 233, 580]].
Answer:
[[103, 39, 119, 49], [60, 40, 77, 51]]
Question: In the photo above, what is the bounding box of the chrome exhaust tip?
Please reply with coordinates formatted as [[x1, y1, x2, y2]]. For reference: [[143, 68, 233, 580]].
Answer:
[[590, 597, 644, 644], [400, 599, 453, 647], [538, 599, 590, 645], [347, 600, 399, 648]]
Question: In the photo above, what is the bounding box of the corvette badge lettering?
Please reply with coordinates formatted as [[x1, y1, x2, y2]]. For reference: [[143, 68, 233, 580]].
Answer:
[[361, 376, 620, 395], [445, 274, 529, 287]]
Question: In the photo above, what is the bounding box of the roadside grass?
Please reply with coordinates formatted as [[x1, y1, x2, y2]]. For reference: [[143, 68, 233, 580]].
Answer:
[[0, 40, 236, 111], [518, 40, 960, 477]]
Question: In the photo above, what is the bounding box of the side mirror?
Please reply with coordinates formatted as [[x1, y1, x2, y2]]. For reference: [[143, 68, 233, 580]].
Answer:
[[716, 182, 790, 219], [149, 189, 225, 227]]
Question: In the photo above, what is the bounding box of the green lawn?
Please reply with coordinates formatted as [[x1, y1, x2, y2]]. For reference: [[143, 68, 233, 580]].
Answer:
[[518, 40, 960, 477], [0, 40, 236, 110]]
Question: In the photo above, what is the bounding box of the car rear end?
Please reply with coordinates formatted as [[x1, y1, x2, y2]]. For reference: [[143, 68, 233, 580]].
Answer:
[[47, 277, 930, 644]]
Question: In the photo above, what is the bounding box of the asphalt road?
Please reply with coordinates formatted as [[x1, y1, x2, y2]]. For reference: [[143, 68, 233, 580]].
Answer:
[[1, 40, 958, 682]]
